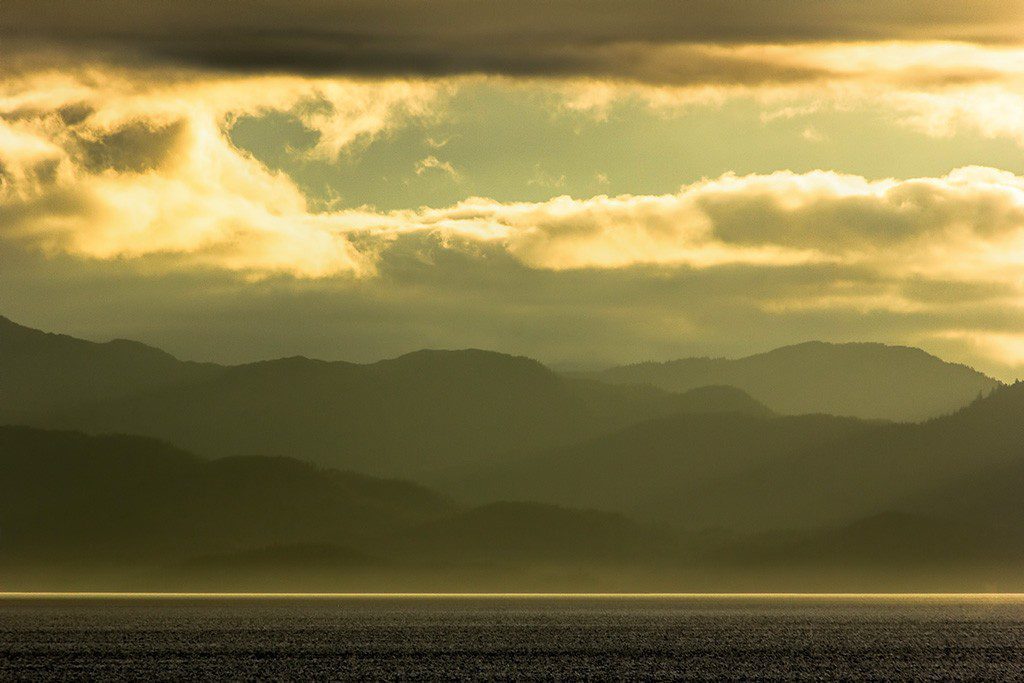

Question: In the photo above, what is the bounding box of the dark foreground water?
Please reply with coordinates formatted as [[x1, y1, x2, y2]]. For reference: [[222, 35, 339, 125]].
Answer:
[[3, 595, 1024, 680]]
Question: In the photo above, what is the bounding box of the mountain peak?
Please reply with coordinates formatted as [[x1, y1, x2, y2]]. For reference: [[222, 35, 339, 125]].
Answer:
[[0, 315, 180, 360], [675, 385, 772, 416], [597, 341, 999, 421], [0, 314, 47, 340], [0, 316, 221, 419], [763, 340, 932, 357], [377, 348, 554, 378], [389, 347, 544, 364]]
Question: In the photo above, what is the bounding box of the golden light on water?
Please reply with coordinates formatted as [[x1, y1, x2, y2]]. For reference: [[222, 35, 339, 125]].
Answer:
[[4, 593, 1024, 600]]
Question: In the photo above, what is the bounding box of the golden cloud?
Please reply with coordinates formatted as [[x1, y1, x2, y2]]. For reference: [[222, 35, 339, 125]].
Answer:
[[4, 52, 1024, 283]]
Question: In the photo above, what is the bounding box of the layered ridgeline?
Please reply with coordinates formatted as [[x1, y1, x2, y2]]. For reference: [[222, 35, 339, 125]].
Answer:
[[445, 381, 1024, 534], [593, 341, 999, 421], [5, 315, 1024, 590], [5, 423, 1024, 592], [0, 315, 220, 421], [0, 317, 996, 479], [0, 316, 768, 476], [0, 425, 451, 563], [0, 426, 684, 591]]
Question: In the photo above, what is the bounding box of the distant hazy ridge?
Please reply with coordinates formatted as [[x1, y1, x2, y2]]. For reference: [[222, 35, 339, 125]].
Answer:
[[2, 315, 1021, 592]]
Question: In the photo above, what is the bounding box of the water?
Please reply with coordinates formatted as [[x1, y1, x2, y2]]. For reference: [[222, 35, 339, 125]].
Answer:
[[3, 595, 1024, 680]]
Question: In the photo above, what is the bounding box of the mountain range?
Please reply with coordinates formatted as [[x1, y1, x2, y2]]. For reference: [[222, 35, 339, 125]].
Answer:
[[4, 417, 1024, 592], [442, 381, 1024, 533], [0, 316, 997, 475], [2, 315, 1023, 591], [0, 425, 686, 591], [4, 316, 770, 475], [592, 341, 999, 421]]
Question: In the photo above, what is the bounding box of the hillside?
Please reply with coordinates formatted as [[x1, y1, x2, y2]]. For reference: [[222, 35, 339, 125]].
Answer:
[[5, 423, 1024, 591], [0, 425, 691, 591], [32, 350, 658, 475], [388, 501, 680, 564], [594, 341, 1000, 421], [0, 425, 452, 563], [0, 315, 222, 421], [7, 316, 1024, 590], [442, 412, 877, 530], [2, 317, 765, 476], [446, 382, 1024, 533]]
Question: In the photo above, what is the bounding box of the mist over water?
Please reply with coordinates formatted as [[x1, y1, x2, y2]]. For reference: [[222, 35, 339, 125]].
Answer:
[[3, 596, 1024, 679]]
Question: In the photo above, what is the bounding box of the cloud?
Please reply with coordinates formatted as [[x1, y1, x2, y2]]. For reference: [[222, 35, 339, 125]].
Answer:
[[7, 77, 1024, 289], [7, 7, 1024, 377], [322, 167, 1024, 284], [5, 1, 1024, 110], [527, 166, 568, 190], [3, 1, 1022, 81], [1, 114, 374, 278], [931, 330, 1024, 372], [510, 42, 1024, 148], [0, 67, 440, 277], [12, 40, 1024, 153], [12, 38, 1024, 93], [4, 61, 1024, 371], [801, 126, 825, 142], [415, 155, 460, 180], [688, 167, 1024, 251], [4, 65, 1024, 282]]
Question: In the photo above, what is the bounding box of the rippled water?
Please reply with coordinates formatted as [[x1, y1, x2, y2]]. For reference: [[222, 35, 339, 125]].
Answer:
[[3, 595, 1024, 680]]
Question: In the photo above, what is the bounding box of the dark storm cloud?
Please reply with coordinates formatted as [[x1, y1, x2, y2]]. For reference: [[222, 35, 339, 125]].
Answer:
[[3, 1, 1021, 81]]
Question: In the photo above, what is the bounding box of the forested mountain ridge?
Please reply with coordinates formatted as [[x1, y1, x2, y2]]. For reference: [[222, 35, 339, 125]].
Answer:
[[2, 317, 767, 475], [594, 341, 1000, 421], [442, 382, 1024, 533]]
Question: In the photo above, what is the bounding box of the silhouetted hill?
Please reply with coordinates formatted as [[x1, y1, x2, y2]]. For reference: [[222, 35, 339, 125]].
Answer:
[[0, 426, 694, 591], [730, 481, 1024, 575], [182, 543, 378, 573], [0, 316, 222, 421], [443, 412, 875, 529], [390, 501, 679, 564], [770, 512, 963, 564], [594, 341, 999, 421], [695, 380, 1024, 531], [897, 449, 1024, 550], [3, 317, 763, 476], [10, 316, 1024, 590], [0, 425, 452, 563], [34, 350, 644, 475], [446, 382, 1024, 533], [6, 423, 1024, 591], [672, 385, 772, 416]]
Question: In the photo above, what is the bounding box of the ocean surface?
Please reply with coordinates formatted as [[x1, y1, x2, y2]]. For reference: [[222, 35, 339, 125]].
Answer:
[[2, 595, 1024, 680]]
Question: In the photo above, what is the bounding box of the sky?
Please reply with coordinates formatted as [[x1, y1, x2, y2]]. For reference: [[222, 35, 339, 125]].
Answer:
[[4, 1, 1024, 377]]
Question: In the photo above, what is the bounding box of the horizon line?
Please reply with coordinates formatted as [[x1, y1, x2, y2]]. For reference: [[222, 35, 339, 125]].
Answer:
[[5, 592, 1024, 599]]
